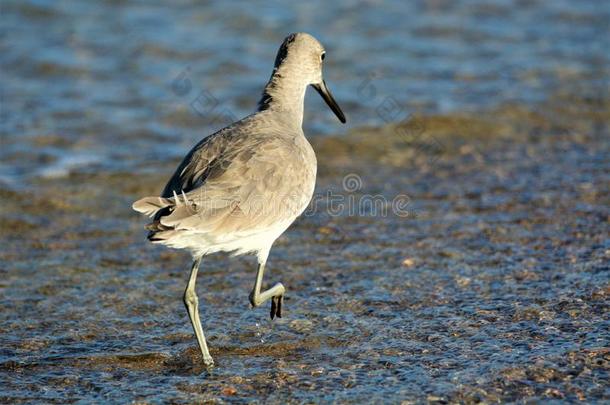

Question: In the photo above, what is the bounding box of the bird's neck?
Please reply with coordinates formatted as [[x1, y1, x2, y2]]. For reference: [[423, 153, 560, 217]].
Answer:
[[257, 65, 307, 128]]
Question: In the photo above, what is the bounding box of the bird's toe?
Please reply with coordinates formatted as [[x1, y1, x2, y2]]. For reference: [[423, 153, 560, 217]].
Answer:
[[276, 295, 283, 318], [270, 296, 277, 320], [270, 295, 284, 320]]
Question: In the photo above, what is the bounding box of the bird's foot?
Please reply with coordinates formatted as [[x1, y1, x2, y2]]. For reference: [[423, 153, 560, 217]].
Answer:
[[270, 295, 283, 320], [203, 356, 215, 368]]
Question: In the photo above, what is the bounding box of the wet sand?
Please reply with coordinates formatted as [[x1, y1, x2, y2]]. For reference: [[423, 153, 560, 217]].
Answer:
[[1, 96, 609, 402]]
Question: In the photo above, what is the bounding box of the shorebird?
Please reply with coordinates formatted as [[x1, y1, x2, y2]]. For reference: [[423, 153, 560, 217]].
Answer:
[[132, 33, 346, 366]]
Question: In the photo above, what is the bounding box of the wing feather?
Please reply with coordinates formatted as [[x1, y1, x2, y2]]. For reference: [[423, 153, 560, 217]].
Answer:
[[132, 196, 173, 217]]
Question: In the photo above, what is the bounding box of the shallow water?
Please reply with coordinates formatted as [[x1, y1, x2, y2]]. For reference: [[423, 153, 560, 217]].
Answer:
[[1, 101, 609, 402], [1, 0, 610, 403]]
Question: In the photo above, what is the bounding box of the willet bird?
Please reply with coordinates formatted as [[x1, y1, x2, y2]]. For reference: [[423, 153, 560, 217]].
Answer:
[[133, 33, 346, 366]]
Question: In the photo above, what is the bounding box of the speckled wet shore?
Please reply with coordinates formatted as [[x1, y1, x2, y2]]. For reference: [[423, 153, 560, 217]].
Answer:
[[1, 97, 608, 402]]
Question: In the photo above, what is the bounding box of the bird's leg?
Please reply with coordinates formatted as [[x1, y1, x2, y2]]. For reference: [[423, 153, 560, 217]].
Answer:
[[183, 256, 214, 367], [248, 260, 285, 319]]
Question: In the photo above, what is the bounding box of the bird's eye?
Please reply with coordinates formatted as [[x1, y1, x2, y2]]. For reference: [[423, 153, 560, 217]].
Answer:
[[321, 52, 326, 61]]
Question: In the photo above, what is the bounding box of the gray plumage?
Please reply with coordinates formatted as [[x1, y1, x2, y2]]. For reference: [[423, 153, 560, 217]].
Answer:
[[132, 32, 345, 366]]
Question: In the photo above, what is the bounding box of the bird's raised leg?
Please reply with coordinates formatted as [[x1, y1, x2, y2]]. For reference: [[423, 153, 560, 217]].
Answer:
[[249, 260, 285, 319], [183, 256, 214, 367]]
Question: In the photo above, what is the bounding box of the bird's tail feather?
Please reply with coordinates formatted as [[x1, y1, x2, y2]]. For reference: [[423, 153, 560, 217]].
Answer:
[[132, 196, 173, 217]]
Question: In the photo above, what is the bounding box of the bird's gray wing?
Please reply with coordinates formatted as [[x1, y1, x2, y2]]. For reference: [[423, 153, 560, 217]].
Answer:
[[133, 120, 243, 230], [158, 134, 313, 235], [133, 122, 315, 238]]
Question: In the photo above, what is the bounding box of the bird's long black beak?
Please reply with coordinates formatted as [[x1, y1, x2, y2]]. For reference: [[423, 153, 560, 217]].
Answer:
[[312, 80, 346, 123]]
